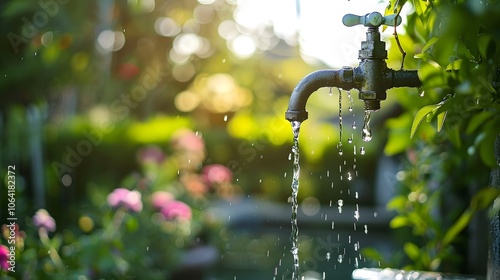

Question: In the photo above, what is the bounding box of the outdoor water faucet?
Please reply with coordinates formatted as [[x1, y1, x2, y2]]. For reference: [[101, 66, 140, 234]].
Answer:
[[285, 11, 422, 123]]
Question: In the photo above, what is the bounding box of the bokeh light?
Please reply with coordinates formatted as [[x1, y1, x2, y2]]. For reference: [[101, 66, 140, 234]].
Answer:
[[154, 17, 181, 37]]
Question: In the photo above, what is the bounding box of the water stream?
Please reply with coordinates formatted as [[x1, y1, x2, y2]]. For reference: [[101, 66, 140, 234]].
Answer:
[[338, 88, 343, 156], [287, 89, 373, 279], [290, 120, 302, 280], [361, 110, 372, 142]]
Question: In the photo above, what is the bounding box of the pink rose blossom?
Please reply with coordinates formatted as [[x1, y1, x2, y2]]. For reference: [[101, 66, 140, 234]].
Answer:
[[33, 209, 56, 232], [171, 129, 205, 154], [0, 245, 9, 271], [160, 200, 192, 221], [202, 164, 232, 186], [107, 188, 143, 212], [151, 191, 174, 209], [137, 145, 165, 165]]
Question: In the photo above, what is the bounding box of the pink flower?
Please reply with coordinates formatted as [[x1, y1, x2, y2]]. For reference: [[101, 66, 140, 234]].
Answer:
[[33, 209, 56, 232], [107, 188, 143, 212], [0, 245, 9, 271], [151, 191, 174, 209], [160, 201, 192, 221], [202, 164, 232, 186], [137, 145, 165, 165], [171, 129, 205, 154], [181, 174, 208, 198]]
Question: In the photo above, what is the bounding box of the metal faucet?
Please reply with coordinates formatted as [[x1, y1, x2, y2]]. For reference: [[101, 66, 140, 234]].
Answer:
[[285, 11, 422, 123]]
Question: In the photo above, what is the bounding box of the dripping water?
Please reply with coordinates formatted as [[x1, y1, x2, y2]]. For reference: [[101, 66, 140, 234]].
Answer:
[[290, 120, 301, 280], [348, 90, 358, 177], [361, 110, 372, 142], [338, 88, 343, 156]]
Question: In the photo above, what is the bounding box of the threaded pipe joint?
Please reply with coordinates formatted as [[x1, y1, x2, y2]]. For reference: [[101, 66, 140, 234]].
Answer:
[[363, 100, 381, 111]]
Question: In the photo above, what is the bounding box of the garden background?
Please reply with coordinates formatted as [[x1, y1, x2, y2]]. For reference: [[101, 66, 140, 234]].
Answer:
[[1, 0, 500, 279]]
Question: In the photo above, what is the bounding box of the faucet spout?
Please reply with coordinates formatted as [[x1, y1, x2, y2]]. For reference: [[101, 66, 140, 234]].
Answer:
[[285, 68, 354, 122]]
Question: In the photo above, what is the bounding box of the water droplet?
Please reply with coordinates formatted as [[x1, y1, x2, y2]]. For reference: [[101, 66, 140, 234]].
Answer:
[[352, 122, 357, 129], [347, 172, 352, 181], [337, 255, 343, 263], [337, 199, 343, 213], [288, 153, 292, 160], [348, 106, 353, 112], [361, 110, 372, 142], [347, 137, 353, 144], [338, 149, 343, 156], [329, 87, 333, 96], [326, 252, 331, 261], [223, 115, 228, 121], [331, 221, 335, 229], [34, 52, 37, 56], [364, 224, 368, 234], [419, 88, 425, 97], [360, 147, 366, 155]]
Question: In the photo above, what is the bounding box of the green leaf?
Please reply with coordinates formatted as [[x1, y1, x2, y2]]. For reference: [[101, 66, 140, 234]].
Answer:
[[384, 113, 413, 155], [466, 111, 495, 135], [417, 60, 448, 88], [421, 37, 439, 53], [387, 195, 408, 211], [447, 123, 462, 148], [383, 0, 408, 31], [445, 59, 463, 71], [411, 105, 439, 138], [443, 209, 473, 246], [437, 111, 447, 132], [479, 130, 498, 168], [443, 188, 500, 246], [361, 248, 385, 262], [471, 188, 500, 210], [478, 76, 497, 94], [404, 242, 420, 261], [390, 216, 410, 228], [477, 34, 493, 59]]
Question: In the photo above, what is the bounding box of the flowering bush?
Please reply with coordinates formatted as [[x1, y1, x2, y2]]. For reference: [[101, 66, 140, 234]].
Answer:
[[0, 128, 240, 279]]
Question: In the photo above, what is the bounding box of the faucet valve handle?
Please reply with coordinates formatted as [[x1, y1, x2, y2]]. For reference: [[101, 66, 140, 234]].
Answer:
[[342, 12, 401, 28]]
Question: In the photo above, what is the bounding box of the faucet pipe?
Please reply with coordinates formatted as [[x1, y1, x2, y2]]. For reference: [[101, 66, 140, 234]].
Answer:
[[285, 68, 354, 122], [285, 66, 421, 122], [285, 11, 422, 122]]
